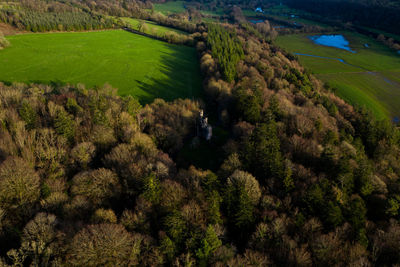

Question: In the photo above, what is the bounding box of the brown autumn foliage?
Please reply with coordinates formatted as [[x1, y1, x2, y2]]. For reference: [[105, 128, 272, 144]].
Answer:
[[0, 5, 399, 265]]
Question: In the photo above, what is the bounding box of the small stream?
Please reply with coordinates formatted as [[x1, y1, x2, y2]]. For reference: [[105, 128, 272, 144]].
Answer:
[[294, 53, 346, 63], [293, 52, 365, 70]]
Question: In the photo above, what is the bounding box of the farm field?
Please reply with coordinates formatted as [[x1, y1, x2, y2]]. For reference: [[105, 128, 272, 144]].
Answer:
[[150, 1, 262, 22], [276, 32, 400, 120], [242, 9, 260, 17], [0, 30, 202, 103], [199, 8, 224, 17], [120, 17, 188, 36], [153, 1, 186, 15], [201, 17, 220, 23], [264, 4, 303, 15], [152, 1, 224, 19]]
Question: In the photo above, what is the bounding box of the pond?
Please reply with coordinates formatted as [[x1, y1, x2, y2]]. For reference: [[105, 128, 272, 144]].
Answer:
[[273, 25, 287, 29], [250, 19, 264, 24], [309, 35, 356, 53]]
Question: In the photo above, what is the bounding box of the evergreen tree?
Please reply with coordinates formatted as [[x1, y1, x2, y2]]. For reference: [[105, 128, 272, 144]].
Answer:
[[242, 121, 284, 183]]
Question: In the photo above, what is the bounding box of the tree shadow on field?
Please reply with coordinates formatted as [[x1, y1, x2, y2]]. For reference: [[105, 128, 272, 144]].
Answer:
[[130, 43, 203, 104], [131, 43, 226, 171]]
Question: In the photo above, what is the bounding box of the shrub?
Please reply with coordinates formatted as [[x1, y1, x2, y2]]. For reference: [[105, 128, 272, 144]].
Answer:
[[0, 31, 10, 49]]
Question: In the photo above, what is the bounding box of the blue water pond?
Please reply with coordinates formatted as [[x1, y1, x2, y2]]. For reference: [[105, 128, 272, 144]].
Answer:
[[309, 35, 356, 53], [250, 19, 264, 24]]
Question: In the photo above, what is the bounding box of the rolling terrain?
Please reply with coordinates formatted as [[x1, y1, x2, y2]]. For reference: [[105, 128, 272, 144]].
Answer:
[[153, 1, 187, 15], [0, 29, 202, 103], [277, 32, 400, 120], [1, 1, 400, 266]]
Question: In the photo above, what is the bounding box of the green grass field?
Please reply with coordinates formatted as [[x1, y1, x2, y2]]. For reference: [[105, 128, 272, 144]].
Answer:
[[264, 4, 302, 15], [153, 1, 187, 15], [242, 9, 260, 17], [276, 32, 400, 120], [121, 17, 188, 36], [0, 30, 202, 103], [199, 8, 224, 17], [201, 17, 220, 23], [152, 1, 225, 18]]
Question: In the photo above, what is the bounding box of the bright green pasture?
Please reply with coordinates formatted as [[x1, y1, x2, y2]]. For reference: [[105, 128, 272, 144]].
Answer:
[[381, 70, 400, 84], [276, 32, 400, 72], [264, 4, 302, 15], [0, 30, 202, 103], [242, 9, 260, 17], [201, 17, 220, 23], [294, 56, 361, 74], [153, 1, 187, 14], [276, 32, 400, 120], [199, 8, 224, 17], [318, 72, 400, 119], [152, 1, 224, 17], [121, 17, 188, 36]]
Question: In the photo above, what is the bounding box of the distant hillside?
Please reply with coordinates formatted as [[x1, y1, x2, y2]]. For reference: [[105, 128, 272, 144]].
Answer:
[[285, 0, 400, 35]]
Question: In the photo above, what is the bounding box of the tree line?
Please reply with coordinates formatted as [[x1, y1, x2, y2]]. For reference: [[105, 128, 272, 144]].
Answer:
[[207, 24, 244, 82], [0, 9, 115, 32], [0, 0, 118, 33], [121, 18, 199, 46]]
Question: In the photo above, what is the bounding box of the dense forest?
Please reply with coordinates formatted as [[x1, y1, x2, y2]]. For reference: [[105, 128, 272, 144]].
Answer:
[[0, 0, 200, 35], [0, 0, 400, 266], [285, 0, 400, 35], [0, 0, 117, 32], [198, 23, 400, 265]]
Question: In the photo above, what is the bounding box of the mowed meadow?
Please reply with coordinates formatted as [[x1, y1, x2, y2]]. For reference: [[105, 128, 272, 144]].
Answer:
[[276, 32, 400, 120], [0, 29, 202, 103], [120, 17, 188, 36], [153, 1, 187, 15]]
